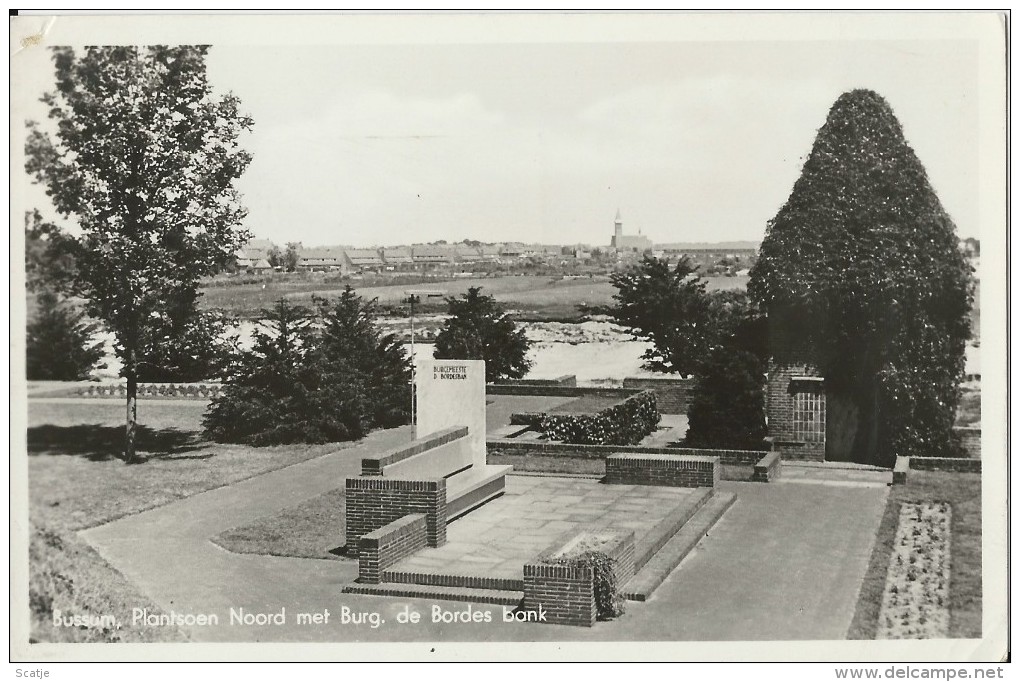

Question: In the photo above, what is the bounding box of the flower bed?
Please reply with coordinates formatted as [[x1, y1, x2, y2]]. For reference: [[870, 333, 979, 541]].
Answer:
[[876, 502, 952, 639], [523, 529, 635, 626]]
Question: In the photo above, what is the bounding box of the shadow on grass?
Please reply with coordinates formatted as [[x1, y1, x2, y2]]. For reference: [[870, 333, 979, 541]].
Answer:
[[27, 424, 206, 462]]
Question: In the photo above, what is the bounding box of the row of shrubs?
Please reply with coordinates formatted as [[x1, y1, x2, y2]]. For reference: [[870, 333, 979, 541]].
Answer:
[[512, 391, 660, 446], [76, 383, 222, 399]]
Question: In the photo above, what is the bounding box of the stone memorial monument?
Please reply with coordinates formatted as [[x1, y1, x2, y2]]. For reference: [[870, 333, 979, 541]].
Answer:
[[415, 359, 488, 471]]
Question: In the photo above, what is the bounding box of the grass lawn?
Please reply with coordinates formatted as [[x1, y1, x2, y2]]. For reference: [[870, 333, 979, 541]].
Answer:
[[847, 469, 981, 639], [211, 489, 348, 561], [26, 398, 361, 643]]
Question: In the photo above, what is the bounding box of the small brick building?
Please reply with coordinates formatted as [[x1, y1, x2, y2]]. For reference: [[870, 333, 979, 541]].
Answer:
[[766, 323, 825, 462], [765, 309, 882, 466]]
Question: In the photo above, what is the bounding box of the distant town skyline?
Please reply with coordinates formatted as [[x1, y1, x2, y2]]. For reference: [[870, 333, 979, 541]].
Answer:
[[13, 16, 984, 249]]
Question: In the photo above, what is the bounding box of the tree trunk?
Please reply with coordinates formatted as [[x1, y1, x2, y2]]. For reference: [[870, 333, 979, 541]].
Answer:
[[125, 348, 139, 463]]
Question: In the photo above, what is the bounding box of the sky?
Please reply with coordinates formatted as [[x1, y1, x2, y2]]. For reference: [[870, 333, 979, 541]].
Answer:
[[13, 18, 985, 248]]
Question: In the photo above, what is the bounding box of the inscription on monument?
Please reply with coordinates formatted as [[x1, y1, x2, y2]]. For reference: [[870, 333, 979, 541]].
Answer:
[[434, 365, 468, 380], [416, 359, 487, 468]]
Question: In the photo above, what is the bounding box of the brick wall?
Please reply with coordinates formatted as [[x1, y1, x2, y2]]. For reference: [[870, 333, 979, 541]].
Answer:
[[522, 562, 595, 627], [488, 384, 641, 399], [600, 531, 637, 587], [357, 514, 427, 584], [767, 315, 826, 462], [622, 377, 695, 414], [523, 529, 636, 627], [909, 456, 981, 474], [752, 452, 781, 482], [489, 440, 765, 466], [605, 453, 719, 487], [345, 478, 447, 557], [500, 375, 577, 387], [952, 426, 981, 459]]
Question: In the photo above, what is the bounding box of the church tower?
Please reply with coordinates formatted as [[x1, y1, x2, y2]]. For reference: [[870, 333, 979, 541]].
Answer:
[[612, 209, 623, 247]]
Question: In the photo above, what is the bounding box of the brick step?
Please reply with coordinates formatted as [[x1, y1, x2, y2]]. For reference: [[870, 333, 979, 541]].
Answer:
[[381, 569, 524, 592], [633, 487, 714, 570], [622, 491, 737, 602], [343, 581, 524, 607]]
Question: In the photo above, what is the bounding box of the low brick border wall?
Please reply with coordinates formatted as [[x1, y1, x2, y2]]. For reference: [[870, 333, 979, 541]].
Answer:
[[910, 456, 981, 474], [358, 514, 427, 584], [360, 426, 468, 475], [488, 439, 766, 466], [605, 453, 719, 488], [892, 455, 980, 485], [952, 426, 981, 459], [768, 439, 825, 462], [523, 529, 635, 627], [753, 452, 782, 482], [622, 376, 695, 414], [488, 384, 642, 399], [522, 562, 595, 627], [345, 478, 447, 557], [500, 375, 577, 387]]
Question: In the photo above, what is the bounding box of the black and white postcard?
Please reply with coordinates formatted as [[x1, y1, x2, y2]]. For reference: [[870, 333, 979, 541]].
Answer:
[[9, 11, 1008, 665]]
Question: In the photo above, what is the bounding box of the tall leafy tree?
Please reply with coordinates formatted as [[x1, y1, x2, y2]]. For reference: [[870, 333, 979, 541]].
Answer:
[[749, 89, 974, 462], [434, 287, 532, 383], [283, 242, 302, 272], [266, 244, 284, 270], [684, 349, 767, 450], [25, 46, 253, 462], [607, 256, 764, 376]]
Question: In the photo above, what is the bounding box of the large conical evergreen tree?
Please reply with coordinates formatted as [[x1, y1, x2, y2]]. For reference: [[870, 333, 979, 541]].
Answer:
[[749, 89, 974, 463], [314, 287, 412, 428]]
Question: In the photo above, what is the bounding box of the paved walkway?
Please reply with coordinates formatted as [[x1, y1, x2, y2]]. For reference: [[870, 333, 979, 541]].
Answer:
[[78, 434, 889, 643], [392, 477, 695, 580], [640, 413, 689, 446]]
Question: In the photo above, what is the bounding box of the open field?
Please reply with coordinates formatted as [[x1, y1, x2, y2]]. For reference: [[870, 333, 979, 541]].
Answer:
[[847, 470, 982, 639], [26, 399, 364, 642], [197, 273, 750, 319]]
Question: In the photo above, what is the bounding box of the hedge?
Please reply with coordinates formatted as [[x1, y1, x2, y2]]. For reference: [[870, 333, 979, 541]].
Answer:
[[539, 391, 660, 446]]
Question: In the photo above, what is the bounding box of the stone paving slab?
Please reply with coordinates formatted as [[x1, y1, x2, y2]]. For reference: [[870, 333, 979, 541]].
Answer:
[[388, 475, 697, 581], [780, 464, 891, 487]]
